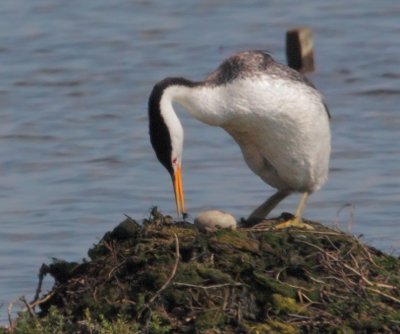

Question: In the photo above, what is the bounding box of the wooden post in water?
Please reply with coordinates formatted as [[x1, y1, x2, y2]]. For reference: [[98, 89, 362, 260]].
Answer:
[[286, 27, 314, 73]]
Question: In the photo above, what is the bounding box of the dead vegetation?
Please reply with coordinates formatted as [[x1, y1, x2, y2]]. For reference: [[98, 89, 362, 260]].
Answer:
[[4, 208, 400, 333]]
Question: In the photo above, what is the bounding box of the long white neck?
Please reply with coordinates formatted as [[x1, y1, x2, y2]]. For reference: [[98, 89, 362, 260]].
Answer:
[[162, 84, 227, 127], [159, 87, 184, 164], [149, 77, 228, 174]]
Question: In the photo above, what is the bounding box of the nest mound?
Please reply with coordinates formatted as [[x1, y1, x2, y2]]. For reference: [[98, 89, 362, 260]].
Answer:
[[10, 210, 400, 333]]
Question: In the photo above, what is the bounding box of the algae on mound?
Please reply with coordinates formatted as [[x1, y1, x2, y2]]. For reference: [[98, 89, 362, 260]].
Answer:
[[3, 209, 400, 334]]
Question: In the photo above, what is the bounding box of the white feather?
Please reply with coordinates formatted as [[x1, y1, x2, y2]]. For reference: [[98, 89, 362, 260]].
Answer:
[[161, 74, 330, 194], [159, 88, 184, 168]]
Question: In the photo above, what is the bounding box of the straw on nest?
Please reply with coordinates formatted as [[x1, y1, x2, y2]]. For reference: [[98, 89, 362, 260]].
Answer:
[[6, 208, 400, 333]]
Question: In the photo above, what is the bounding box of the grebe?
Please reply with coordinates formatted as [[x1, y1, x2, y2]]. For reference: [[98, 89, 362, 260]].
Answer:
[[148, 50, 330, 228]]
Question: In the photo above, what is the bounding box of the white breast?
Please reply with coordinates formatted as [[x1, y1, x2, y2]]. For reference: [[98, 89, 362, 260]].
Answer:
[[171, 75, 331, 193], [221, 77, 331, 192]]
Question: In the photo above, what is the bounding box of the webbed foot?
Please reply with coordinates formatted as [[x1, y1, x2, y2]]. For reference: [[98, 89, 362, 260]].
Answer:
[[274, 216, 314, 230]]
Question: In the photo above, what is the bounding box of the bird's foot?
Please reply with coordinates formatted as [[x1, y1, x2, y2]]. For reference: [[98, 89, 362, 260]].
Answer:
[[274, 216, 314, 230]]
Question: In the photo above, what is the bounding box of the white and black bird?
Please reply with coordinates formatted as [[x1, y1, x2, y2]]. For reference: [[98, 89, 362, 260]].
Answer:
[[148, 50, 330, 228]]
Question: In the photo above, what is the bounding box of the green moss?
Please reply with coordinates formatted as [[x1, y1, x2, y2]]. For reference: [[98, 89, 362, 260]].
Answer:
[[146, 312, 172, 334], [272, 294, 305, 315], [197, 266, 233, 283], [9, 306, 141, 334], [211, 229, 259, 253], [259, 231, 288, 251], [11, 306, 71, 334], [174, 262, 204, 284], [194, 308, 226, 331], [247, 320, 299, 334], [3, 209, 400, 333], [252, 271, 296, 298], [336, 326, 355, 334]]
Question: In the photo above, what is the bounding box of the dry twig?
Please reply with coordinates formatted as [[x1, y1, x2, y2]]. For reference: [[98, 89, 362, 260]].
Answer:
[[367, 287, 400, 304], [7, 298, 19, 333], [29, 291, 55, 309], [300, 240, 377, 287], [138, 233, 180, 320], [173, 282, 243, 290], [20, 297, 34, 317]]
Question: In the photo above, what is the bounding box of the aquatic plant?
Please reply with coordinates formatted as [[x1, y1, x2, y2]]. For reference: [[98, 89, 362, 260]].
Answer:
[[3, 208, 400, 333]]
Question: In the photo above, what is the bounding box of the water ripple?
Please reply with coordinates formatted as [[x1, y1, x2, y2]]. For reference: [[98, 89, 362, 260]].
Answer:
[[1, 0, 400, 325], [356, 88, 400, 96]]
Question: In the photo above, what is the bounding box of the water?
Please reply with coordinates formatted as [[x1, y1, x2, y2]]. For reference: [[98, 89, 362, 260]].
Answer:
[[1, 0, 399, 323]]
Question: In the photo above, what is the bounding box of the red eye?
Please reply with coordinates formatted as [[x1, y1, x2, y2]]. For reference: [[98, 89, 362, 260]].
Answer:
[[172, 158, 177, 164]]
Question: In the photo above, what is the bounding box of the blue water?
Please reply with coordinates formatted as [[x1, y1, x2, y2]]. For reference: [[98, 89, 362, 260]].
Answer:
[[1, 0, 400, 323]]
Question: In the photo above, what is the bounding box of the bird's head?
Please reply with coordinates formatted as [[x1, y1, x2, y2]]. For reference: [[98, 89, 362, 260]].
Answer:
[[148, 78, 186, 217]]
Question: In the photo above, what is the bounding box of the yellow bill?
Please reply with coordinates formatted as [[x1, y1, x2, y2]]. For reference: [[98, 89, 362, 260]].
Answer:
[[173, 164, 186, 216]]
